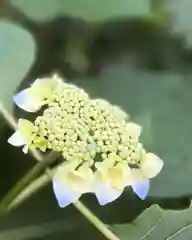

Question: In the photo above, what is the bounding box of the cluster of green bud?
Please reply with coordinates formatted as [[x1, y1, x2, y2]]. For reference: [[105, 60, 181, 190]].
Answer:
[[32, 81, 143, 169]]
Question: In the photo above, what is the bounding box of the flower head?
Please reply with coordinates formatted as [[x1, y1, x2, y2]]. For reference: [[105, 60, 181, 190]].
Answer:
[[9, 74, 164, 206]]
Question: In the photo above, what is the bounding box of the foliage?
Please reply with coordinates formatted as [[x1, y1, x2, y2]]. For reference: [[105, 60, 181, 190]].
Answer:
[[164, 0, 192, 47], [0, 20, 35, 113], [10, 0, 151, 22], [112, 201, 192, 240]]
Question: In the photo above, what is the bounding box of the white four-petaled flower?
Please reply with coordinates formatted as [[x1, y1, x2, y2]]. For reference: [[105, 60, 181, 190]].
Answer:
[[53, 161, 94, 207], [13, 75, 62, 112], [130, 152, 164, 199], [8, 119, 34, 153]]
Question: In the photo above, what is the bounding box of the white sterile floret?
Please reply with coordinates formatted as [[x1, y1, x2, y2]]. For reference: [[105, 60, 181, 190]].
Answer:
[[53, 161, 94, 207], [14, 74, 63, 112]]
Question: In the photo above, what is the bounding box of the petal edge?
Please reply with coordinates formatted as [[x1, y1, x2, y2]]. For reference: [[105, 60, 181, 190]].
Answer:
[[8, 131, 26, 147], [94, 181, 123, 205], [53, 179, 81, 208], [14, 89, 41, 112], [141, 153, 164, 178], [132, 179, 150, 200]]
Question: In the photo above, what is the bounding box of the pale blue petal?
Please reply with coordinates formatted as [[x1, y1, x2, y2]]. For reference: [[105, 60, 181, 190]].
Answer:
[[13, 89, 40, 112], [52, 180, 81, 208], [8, 131, 27, 146], [132, 179, 150, 200], [14, 89, 30, 108], [94, 182, 123, 206], [22, 144, 29, 154]]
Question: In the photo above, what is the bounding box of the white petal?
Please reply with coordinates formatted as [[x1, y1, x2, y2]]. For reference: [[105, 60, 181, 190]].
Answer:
[[8, 131, 27, 146], [13, 89, 41, 112], [112, 106, 129, 120], [53, 180, 81, 208], [22, 144, 29, 154], [94, 181, 123, 206], [54, 161, 80, 180], [52, 74, 64, 83], [126, 122, 142, 137], [33, 76, 62, 89], [132, 179, 150, 200], [76, 165, 95, 193], [127, 169, 146, 185], [141, 153, 164, 178]]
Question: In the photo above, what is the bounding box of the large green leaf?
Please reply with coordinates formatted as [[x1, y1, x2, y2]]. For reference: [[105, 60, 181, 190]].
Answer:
[[112, 201, 192, 240], [161, 0, 192, 47], [10, 0, 151, 22], [70, 66, 192, 198], [0, 21, 35, 113]]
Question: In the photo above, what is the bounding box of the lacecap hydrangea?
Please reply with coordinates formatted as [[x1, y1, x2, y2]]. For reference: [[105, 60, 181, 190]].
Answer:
[[8, 75, 164, 207]]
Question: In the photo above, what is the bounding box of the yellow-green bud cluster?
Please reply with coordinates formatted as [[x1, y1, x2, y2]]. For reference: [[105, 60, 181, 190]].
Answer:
[[32, 82, 143, 169]]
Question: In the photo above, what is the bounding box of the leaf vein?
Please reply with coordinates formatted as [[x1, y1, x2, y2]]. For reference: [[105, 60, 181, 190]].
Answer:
[[166, 222, 192, 240], [140, 212, 167, 240]]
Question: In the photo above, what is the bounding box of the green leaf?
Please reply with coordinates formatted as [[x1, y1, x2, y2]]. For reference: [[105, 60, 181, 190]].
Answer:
[[71, 66, 192, 198], [112, 201, 192, 240], [162, 0, 192, 47], [10, 0, 151, 22], [0, 21, 35, 113]]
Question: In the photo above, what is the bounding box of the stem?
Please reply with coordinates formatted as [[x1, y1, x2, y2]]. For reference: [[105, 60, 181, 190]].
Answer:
[[0, 100, 59, 208], [0, 151, 59, 210], [0, 101, 17, 129], [74, 201, 120, 240], [4, 167, 120, 240], [0, 101, 59, 209], [7, 170, 53, 211]]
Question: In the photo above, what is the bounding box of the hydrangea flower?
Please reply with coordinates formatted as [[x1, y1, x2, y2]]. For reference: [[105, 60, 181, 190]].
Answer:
[[13, 74, 63, 112], [8, 118, 47, 154], [53, 161, 94, 207], [8, 74, 164, 207], [94, 154, 133, 205], [130, 152, 163, 199]]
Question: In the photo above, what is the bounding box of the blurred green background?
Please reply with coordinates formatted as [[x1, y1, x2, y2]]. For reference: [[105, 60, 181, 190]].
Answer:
[[0, 0, 192, 239]]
